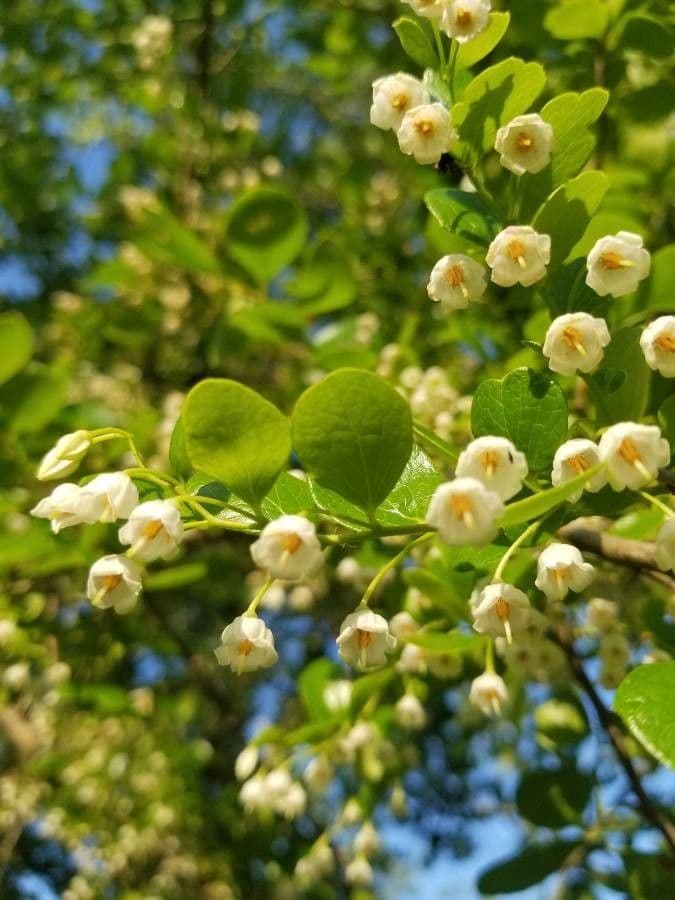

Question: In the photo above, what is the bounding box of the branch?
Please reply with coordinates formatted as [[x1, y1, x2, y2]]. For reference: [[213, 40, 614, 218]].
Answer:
[[197, 0, 215, 96], [555, 625, 675, 855]]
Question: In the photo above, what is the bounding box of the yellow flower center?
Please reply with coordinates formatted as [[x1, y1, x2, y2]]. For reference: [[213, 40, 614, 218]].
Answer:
[[655, 333, 675, 352], [414, 118, 434, 136], [143, 519, 164, 539], [568, 454, 590, 475], [103, 574, 122, 592], [495, 596, 509, 620], [507, 240, 528, 269], [600, 251, 634, 270], [237, 639, 254, 656], [515, 132, 534, 152], [561, 326, 586, 355], [481, 450, 500, 476], [357, 629, 374, 649], [447, 264, 464, 287], [450, 493, 474, 527], [391, 92, 408, 110], [456, 9, 473, 27], [618, 438, 640, 464], [280, 533, 302, 554]]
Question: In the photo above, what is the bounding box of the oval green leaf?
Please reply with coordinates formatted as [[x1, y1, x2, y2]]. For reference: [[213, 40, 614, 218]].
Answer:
[[0, 311, 34, 386], [183, 378, 291, 507], [614, 662, 675, 770], [292, 368, 413, 513]]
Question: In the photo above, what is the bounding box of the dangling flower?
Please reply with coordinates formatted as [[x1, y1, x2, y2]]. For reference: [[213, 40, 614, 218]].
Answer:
[[586, 231, 651, 297], [118, 499, 184, 561], [486, 226, 551, 287], [336, 608, 396, 670], [84, 472, 139, 522], [354, 821, 380, 857], [440, 0, 491, 42], [469, 671, 508, 716], [250, 515, 323, 581], [303, 755, 334, 794], [234, 746, 259, 781], [587, 597, 619, 631], [37, 431, 91, 481], [535, 543, 594, 600], [277, 782, 307, 820], [551, 439, 607, 501], [427, 254, 488, 310], [397, 103, 456, 165], [345, 856, 373, 887], [31, 483, 100, 533], [655, 518, 675, 573], [456, 436, 528, 501], [598, 422, 670, 490], [86, 554, 143, 614], [389, 611, 419, 639], [542, 313, 611, 375], [472, 582, 531, 644], [215, 614, 278, 674], [370, 72, 430, 132], [426, 477, 504, 546], [494, 113, 554, 175], [394, 693, 427, 730], [640, 316, 675, 377], [401, 0, 445, 18]]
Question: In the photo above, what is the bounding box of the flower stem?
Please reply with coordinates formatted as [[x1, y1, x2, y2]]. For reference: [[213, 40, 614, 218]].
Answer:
[[432, 22, 446, 70], [246, 575, 276, 616], [492, 518, 542, 583], [361, 532, 434, 607], [638, 491, 674, 518]]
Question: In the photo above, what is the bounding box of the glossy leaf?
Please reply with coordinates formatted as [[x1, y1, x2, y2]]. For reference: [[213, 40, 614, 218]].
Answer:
[[0, 311, 34, 386], [393, 17, 437, 69], [425, 187, 501, 246], [614, 662, 675, 769]]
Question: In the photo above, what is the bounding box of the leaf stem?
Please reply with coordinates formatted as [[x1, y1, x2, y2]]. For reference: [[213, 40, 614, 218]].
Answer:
[[361, 532, 435, 607], [638, 491, 674, 519], [492, 518, 542, 583]]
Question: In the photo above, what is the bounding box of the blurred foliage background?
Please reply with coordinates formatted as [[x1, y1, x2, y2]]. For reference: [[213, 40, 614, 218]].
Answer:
[[0, 1, 673, 898]]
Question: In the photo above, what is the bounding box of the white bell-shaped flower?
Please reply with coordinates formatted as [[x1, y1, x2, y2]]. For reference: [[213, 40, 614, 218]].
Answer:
[[250, 514, 323, 581], [469, 671, 508, 716], [472, 582, 531, 644], [427, 253, 488, 310], [278, 782, 307, 820], [640, 316, 675, 377], [394, 693, 427, 730], [85, 472, 139, 522], [215, 614, 278, 674], [345, 856, 373, 887], [118, 499, 184, 561], [323, 679, 353, 712], [440, 0, 491, 42], [397, 102, 456, 165], [456, 436, 528, 501], [494, 113, 554, 175], [234, 746, 259, 781], [370, 72, 430, 132], [543, 313, 611, 375], [655, 518, 675, 573], [598, 422, 670, 490], [402, 0, 445, 18], [354, 821, 380, 857], [587, 597, 618, 631], [37, 430, 91, 481], [586, 231, 651, 297], [551, 439, 607, 501], [535, 543, 594, 600], [86, 554, 143, 614], [389, 611, 419, 640], [31, 483, 100, 533], [486, 226, 551, 287], [239, 775, 267, 812], [337, 608, 397, 670], [426, 477, 504, 546], [304, 755, 334, 794]]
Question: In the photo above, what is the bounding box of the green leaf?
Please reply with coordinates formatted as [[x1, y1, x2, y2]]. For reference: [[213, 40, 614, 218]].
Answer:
[[376, 446, 440, 527], [520, 89, 609, 219], [261, 472, 316, 519], [292, 368, 413, 513], [183, 379, 291, 508], [424, 188, 501, 246], [287, 241, 357, 316], [144, 562, 209, 591], [500, 465, 602, 529], [545, 258, 607, 317], [452, 57, 546, 154], [614, 662, 675, 769], [588, 328, 650, 426], [478, 841, 581, 894], [350, 668, 396, 716], [298, 658, 341, 721], [392, 16, 437, 69], [407, 630, 485, 655], [168, 417, 191, 479], [455, 12, 511, 70], [533, 171, 609, 270], [402, 568, 467, 623], [638, 244, 675, 313], [535, 697, 589, 745], [618, 16, 672, 59], [624, 851, 675, 900], [423, 68, 454, 108], [544, 0, 609, 40], [516, 768, 592, 829], [0, 369, 67, 434], [471, 368, 568, 473], [0, 311, 34, 386], [658, 394, 675, 449], [134, 206, 221, 275], [412, 420, 460, 465], [226, 188, 308, 284]]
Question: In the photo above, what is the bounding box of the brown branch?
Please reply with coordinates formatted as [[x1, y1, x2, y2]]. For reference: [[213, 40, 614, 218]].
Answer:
[[197, 0, 215, 96], [555, 625, 675, 855]]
